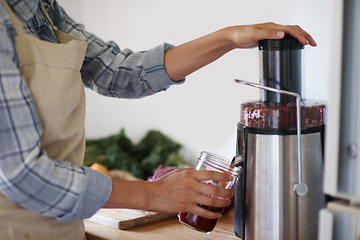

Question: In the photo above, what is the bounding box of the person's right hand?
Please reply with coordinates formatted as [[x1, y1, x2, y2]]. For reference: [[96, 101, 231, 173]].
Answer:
[[149, 168, 234, 219]]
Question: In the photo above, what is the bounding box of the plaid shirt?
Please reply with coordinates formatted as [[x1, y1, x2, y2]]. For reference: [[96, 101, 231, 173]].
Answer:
[[0, 0, 181, 222]]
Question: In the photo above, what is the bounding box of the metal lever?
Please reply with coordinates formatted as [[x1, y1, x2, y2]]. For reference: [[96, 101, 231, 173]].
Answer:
[[234, 79, 308, 197]]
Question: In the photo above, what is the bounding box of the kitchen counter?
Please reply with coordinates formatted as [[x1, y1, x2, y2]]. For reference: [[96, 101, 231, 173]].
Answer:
[[85, 209, 239, 240]]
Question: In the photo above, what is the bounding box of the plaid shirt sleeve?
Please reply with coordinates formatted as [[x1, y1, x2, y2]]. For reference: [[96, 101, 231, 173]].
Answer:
[[0, 3, 111, 222], [57, 3, 185, 99]]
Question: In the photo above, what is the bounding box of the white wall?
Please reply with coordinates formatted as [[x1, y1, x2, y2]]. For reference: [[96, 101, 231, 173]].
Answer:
[[58, 0, 338, 163]]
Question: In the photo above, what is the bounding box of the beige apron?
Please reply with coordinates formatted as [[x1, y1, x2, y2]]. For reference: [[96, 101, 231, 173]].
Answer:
[[0, 1, 88, 239]]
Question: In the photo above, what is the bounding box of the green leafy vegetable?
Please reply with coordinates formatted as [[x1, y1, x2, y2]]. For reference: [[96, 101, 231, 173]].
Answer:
[[83, 129, 187, 180]]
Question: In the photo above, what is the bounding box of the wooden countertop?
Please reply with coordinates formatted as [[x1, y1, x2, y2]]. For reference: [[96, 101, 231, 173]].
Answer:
[[85, 209, 239, 240]]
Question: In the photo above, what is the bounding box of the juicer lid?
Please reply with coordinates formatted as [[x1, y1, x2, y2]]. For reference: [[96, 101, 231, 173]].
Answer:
[[259, 35, 304, 50]]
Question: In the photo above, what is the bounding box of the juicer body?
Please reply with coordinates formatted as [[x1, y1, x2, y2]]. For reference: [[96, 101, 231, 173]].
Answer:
[[234, 125, 326, 240], [234, 35, 326, 239]]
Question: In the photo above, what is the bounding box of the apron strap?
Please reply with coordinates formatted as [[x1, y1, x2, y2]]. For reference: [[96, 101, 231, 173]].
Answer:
[[40, 3, 58, 31]]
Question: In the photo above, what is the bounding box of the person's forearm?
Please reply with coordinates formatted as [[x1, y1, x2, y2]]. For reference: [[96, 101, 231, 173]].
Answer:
[[103, 179, 154, 209], [102, 169, 234, 219], [164, 27, 236, 81], [164, 23, 317, 81]]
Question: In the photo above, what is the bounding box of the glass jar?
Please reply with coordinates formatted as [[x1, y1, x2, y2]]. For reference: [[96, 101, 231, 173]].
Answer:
[[178, 151, 241, 233]]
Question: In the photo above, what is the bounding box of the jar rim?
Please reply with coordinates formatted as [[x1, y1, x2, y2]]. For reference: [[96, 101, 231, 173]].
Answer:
[[199, 151, 241, 177]]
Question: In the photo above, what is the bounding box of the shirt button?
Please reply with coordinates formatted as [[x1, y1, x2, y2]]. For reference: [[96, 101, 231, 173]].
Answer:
[[40, 26, 47, 35]]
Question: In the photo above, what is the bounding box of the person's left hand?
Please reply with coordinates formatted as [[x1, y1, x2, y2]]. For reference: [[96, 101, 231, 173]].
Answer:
[[225, 22, 317, 49], [164, 22, 316, 81]]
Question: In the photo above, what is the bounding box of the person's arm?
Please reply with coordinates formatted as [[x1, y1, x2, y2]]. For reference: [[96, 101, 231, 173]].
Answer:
[[103, 168, 234, 219], [0, 6, 112, 222], [164, 22, 317, 81], [56, 3, 183, 99]]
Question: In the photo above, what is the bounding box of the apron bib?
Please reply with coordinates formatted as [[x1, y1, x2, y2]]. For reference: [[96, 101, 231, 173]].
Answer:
[[0, 1, 88, 239]]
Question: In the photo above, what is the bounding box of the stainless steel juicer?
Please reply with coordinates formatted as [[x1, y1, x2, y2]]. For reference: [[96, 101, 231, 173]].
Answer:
[[233, 36, 326, 240]]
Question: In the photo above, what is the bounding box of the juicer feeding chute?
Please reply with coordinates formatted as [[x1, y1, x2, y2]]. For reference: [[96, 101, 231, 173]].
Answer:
[[259, 34, 305, 103]]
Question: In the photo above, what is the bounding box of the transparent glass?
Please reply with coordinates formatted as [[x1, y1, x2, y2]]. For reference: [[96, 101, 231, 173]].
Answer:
[[240, 99, 326, 130], [178, 151, 241, 234]]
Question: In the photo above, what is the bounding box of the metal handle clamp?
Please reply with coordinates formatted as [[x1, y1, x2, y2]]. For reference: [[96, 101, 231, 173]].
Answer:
[[234, 79, 308, 196]]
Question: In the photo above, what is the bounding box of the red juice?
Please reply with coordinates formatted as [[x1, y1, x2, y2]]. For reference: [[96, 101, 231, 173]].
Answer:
[[178, 151, 240, 233], [178, 204, 223, 233]]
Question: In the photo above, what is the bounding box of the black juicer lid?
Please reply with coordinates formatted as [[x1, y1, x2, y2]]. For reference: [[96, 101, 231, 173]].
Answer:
[[259, 35, 304, 51]]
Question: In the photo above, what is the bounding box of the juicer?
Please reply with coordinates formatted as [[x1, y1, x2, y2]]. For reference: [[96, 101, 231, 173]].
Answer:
[[233, 36, 326, 240]]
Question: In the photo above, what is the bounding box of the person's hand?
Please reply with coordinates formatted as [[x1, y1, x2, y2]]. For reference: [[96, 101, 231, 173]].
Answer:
[[164, 22, 316, 81], [225, 22, 317, 49], [149, 168, 234, 219]]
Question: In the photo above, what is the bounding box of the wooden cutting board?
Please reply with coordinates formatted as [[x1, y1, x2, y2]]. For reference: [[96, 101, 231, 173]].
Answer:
[[86, 208, 176, 230]]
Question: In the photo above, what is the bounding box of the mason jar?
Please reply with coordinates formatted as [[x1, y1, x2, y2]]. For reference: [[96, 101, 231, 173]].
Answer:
[[178, 151, 241, 233]]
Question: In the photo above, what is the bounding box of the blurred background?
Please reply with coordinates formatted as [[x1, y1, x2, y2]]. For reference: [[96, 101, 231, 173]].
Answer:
[[58, 0, 339, 163]]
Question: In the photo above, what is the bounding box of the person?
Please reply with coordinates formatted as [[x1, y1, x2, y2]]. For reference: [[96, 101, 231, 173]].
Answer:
[[0, 0, 317, 239]]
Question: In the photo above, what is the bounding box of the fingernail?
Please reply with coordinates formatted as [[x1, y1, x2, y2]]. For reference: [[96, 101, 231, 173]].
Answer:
[[276, 31, 285, 38]]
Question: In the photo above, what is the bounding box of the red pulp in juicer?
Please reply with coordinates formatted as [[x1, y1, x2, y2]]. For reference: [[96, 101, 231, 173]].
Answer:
[[240, 100, 326, 130]]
